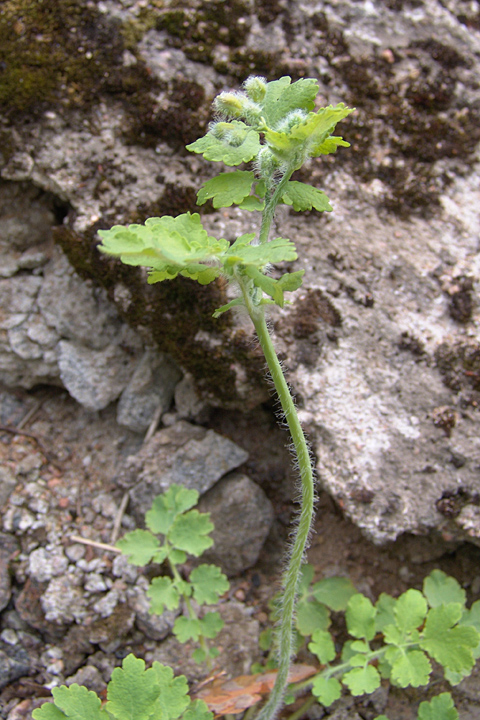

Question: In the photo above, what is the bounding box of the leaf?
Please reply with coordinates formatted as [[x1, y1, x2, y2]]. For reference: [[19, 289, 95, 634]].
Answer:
[[308, 629, 336, 663], [296, 597, 330, 636], [394, 589, 428, 634], [342, 663, 381, 695], [190, 564, 230, 605], [147, 577, 181, 614], [291, 105, 355, 155], [384, 647, 431, 688], [32, 704, 67, 720], [423, 570, 466, 608], [282, 182, 332, 212], [243, 266, 285, 307], [199, 611, 224, 639], [225, 235, 298, 268], [181, 700, 213, 720], [116, 530, 161, 567], [346, 594, 377, 641], [186, 122, 261, 165], [417, 693, 458, 720], [169, 510, 214, 556], [197, 171, 255, 208], [239, 195, 265, 211], [261, 77, 319, 127], [146, 486, 200, 536], [311, 577, 357, 612], [277, 270, 305, 294], [311, 675, 342, 707], [150, 663, 191, 720], [106, 655, 161, 720], [420, 604, 478, 672], [375, 593, 397, 632], [174, 616, 202, 643], [212, 298, 245, 318], [297, 564, 315, 594]]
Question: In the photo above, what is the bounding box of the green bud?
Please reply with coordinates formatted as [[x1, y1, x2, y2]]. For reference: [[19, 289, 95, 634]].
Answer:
[[244, 75, 267, 102], [213, 92, 246, 118], [275, 110, 308, 133]]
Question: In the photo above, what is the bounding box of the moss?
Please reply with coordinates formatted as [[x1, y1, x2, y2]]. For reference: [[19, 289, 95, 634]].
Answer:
[[435, 340, 480, 407]]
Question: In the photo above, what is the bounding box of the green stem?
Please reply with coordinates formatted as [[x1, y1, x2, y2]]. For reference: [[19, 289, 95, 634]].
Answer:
[[286, 695, 316, 720], [236, 275, 315, 720], [258, 166, 294, 244]]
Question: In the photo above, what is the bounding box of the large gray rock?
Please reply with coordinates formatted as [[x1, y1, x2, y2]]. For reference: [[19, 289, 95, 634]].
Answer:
[[115, 420, 249, 520]]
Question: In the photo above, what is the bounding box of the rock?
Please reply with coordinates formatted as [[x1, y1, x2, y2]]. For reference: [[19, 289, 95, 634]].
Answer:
[[198, 473, 274, 576], [127, 578, 178, 641], [0, 641, 31, 689], [40, 572, 88, 625], [0, 533, 18, 612], [27, 547, 68, 583], [117, 349, 182, 432], [174, 372, 210, 423], [115, 420, 249, 520], [85, 603, 135, 653], [66, 664, 106, 694]]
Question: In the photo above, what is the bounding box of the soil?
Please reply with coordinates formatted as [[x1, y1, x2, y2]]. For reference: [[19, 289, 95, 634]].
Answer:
[[1, 385, 480, 719]]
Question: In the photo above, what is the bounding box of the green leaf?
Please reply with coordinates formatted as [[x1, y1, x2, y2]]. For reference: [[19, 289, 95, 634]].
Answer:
[[417, 693, 458, 720], [169, 510, 214, 557], [191, 648, 206, 664], [37, 687, 107, 720], [146, 486, 199, 536], [282, 182, 332, 212], [261, 77, 319, 127], [212, 298, 245, 318], [225, 235, 298, 268], [150, 663, 190, 720], [117, 530, 161, 566], [346, 594, 377, 641], [186, 121, 261, 165], [311, 577, 357, 612], [197, 171, 255, 208], [147, 577, 181, 614], [182, 700, 213, 720], [238, 195, 265, 211], [342, 663, 380, 695], [106, 655, 161, 720], [168, 549, 187, 564], [190, 564, 229, 605], [394, 589, 428, 634], [277, 270, 305, 294], [32, 703, 67, 720], [292, 105, 355, 155], [297, 564, 315, 594], [174, 616, 202, 643], [243, 266, 285, 307], [308, 629, 336, 663], [420, 604, 478, 672], [384, 647, 431, 688], [199, 611, 224, 639], [423, 570, 466, 608], [313, 136, 350, 155], [311, 675, 342, 707], [375, 593, 397, 632], [296, 597, 330, 636]]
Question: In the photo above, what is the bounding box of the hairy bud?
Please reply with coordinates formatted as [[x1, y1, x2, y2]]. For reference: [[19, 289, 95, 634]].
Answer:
[[244, 75, 267, 103]]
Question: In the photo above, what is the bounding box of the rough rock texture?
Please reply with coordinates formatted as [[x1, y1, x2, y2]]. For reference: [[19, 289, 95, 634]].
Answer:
[[115, 420, 249, 521], [1, 0, 480, 548]]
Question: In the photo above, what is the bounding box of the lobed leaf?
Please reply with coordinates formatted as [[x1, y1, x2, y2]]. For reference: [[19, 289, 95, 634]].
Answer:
[[417, 692, 458, 720], [146, 486, 199, 536], [375, 593, 397, 632], [32, 704, 67, 720], [296, 597, 330, 636], [342, 663, 381, 695], [199, 611, 224, 639], [186, 122, 261, 165], [420, 604, 478, 672], [423, 570, 466, 608], [38, 686, 107, 720], [197, 171, 255, 208], [150, 663, 191, 720], [174, 616, 202, 643], [311, 675, 342, 707], [308, 629, 336, 664], [281, 182, 332, 213], [261, 77, 319, 128], [394, 589, 428, 634], [346, 594, 377, 641], [169, 510, 214, 557], [311, 576, 357, 612], [106, 655, 161, 720], [147, 577, 181, 614], [181, 700, 213, 720], [384, 647, 431, 688], [117, 530, 161, 567], [190, 564, 230, 605]]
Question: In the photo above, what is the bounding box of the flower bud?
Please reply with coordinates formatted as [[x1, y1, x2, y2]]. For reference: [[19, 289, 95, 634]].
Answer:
[[244, 76, 267, 103], [213, 92, 246, 118]]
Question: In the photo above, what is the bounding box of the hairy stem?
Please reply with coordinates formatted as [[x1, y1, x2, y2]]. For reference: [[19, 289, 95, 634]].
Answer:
[[237, 274, 315, 720], [258, 166, 295, 245]]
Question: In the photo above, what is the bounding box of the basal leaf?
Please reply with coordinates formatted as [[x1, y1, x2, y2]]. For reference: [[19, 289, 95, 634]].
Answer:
[[420, 604, 478, 672], [311, 577, 357, 612], [311, 675, 342, 707], [384, 647, 431, 688], [146, 486, 200, 535], [197, 171, 255, 208], [296, 597, 330, 636], [199, 611, 224, 639], [282, 182, 332, 212], [342, 663, 380, 695], [394, 589, 428, 634], [417, 693, 458, 720], [308, 629, 336, 663], [346, 594, 377, 641], [174, 616, 202, 643], [423, 570, 466, 608], [190, 564, 230, 605], [45, 686, 107, 720], [106, 655, 161, 720], [116, 530, 161, 567], [169, 510, 214, 557], [182, 700, 213, 720], [186, 122, 261, 165], [147, 577, 181, 614], [32, 703, 67, 720], [375, 593, 397, 632], [150, 663, 190, 720]]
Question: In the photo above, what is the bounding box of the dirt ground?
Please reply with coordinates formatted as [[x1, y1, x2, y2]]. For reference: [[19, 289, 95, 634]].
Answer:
[[1, 385, 480, 719]]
